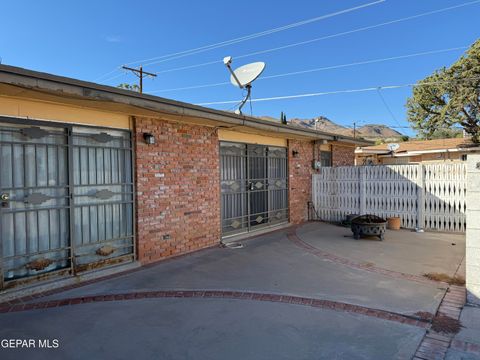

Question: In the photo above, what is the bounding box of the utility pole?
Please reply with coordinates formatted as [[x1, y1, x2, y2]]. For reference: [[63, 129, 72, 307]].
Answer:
[[121, 65, 157, 94], [353, 121, 356, 139]]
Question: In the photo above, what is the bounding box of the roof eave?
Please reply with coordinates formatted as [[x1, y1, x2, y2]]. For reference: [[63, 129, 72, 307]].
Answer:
[[0, 64, 373, 145]]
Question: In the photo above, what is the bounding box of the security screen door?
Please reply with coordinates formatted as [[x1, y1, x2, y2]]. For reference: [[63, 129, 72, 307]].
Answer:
[[220, 142, 288, 237], [0, 117, 134, 289]]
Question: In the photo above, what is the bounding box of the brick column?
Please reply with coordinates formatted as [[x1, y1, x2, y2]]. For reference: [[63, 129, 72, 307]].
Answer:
[[331, 144, 355, 167], [134, 117, 221, 264], [466, 154, 480, 305], [288, 140, 314, 224]]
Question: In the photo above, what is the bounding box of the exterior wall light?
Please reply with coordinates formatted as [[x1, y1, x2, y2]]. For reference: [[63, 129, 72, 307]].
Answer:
[[292, 150, 299, 158], [143, 133, 155, 145]]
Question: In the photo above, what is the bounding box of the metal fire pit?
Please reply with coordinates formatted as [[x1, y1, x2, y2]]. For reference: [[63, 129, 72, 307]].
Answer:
[[351, 215, 387, 241]]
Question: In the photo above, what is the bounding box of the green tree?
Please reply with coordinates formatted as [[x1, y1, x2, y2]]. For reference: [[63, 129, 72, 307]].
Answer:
[[418, 128, 463, 140], [117, 83, 140, 92], [406, 40, 480, 143]]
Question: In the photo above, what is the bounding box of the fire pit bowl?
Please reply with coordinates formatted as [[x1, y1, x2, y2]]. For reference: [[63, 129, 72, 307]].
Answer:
[[351, 214, 387, 241]]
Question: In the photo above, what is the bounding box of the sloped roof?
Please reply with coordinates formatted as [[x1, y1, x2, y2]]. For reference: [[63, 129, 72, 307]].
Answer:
[[358, 137, 475, 154], [0, 64, 373, 145]]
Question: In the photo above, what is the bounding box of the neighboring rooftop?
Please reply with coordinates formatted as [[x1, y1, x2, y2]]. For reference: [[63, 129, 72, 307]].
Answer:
[[356, 137, 477, 154]]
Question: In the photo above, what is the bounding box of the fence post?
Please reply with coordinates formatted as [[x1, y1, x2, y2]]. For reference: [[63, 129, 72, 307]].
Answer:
[[466, 154, 480, 305], [359, 166, 366, 215], [311, 174, 317, 220], [417, 164, 425, 230]]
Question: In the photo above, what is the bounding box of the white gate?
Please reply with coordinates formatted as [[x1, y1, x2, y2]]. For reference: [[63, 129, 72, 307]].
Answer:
[[312, 163, 466, 232]]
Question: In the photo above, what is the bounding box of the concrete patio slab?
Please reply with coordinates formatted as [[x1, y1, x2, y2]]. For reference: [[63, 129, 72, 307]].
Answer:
[[22, 227, 446, 316], [297, 222, 465, 277], [445, 350, 480, 360], [445, 305, 480, 360], [0, 298, 424, 360], [456, 305, 480, 344]]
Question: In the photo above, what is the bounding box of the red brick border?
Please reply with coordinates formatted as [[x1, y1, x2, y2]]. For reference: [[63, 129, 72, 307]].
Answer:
[[413, 285, 466, 360], [0, 289, 429, 329], [450, 339, 480, 356], [286, 230, 446, 285], [2, 223, 442, 308], [0, 242, 222, 307], [0, 224, 294, 307]]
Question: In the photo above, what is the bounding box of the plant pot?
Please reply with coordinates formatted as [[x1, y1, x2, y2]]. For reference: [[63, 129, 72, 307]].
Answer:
[[387, 217, 401, 230]]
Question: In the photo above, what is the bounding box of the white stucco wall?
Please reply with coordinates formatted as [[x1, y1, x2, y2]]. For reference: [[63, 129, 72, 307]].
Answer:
[[467, 154, 480, 305]]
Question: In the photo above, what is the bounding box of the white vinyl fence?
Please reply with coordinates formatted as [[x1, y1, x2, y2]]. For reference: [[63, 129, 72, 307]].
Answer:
[[311, 163, 467, 232]]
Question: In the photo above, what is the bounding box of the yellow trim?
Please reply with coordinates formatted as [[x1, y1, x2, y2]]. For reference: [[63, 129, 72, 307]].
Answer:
[[0, 96, 130, 129], [218, 129, 287, 147], [319, 143, 331, 151]]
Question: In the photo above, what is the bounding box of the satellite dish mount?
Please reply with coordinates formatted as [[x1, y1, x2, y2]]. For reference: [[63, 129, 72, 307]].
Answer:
[[387, 143, 400, 153], [223, 56, 265, 115]]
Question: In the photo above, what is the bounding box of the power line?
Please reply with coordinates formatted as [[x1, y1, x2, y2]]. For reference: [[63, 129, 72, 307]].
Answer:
[[101, 71, 128, 83], [334, 122, 411, 129], [376, 88, 401, 126], [146, 46, 468, 94], [94, 0, 384, 82], [95, 67, 121, 82], [196, 85, 412, 106], [151, 0, 480, 76], [95, 0, 480, 85], [195, 76, 480, 106], [128, 1, 385, 66], [149, 80, 229, 93]]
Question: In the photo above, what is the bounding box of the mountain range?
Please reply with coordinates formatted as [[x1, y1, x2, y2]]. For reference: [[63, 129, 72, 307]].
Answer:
[[261, 116, 404, 141]]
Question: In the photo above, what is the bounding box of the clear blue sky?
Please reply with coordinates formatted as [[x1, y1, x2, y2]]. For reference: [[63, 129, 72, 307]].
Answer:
[[1, 0, 479, 136]]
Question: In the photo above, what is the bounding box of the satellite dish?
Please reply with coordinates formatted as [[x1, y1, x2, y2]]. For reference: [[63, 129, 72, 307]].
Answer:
[[229, 62, 265, 88], [223, 56, 266, 115], [387, 143, 400, 152]]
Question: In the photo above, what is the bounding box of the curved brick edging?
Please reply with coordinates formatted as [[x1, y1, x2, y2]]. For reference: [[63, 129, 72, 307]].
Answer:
[[0, 289, 429, 328], [451, 339, 480, 356], [286, 230, 446, 286], [0, 243, 221, 307], [412, 286, 466, 359]]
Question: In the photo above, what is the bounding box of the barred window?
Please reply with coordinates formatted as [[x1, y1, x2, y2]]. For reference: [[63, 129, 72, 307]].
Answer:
[[320, 151, 332, 167]]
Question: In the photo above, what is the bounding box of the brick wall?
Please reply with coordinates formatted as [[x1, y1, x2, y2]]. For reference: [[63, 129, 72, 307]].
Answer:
[[289, 140, 314, 224], [134, 118, 355, 262], [332, 143, 355, 166], [134, 117, 220, 264]]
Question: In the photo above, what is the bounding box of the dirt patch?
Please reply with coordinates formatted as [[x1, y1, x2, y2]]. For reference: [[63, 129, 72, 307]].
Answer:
[[423, 272, 465, 285], [361, 262, 375, 268], [414, 311, 434, 321], [26, 258, 53, 271], [96, 246, 115, 256], [431, 314, 463, 334]]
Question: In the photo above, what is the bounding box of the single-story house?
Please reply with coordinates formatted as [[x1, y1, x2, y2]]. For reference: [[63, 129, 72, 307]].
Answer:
[[0, 64, 370, 294], [355, 137, 480, 165]]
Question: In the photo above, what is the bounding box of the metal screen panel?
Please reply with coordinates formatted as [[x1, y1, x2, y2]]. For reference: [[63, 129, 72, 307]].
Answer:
[[220, 142, 288, 237], [0, 118, 134, 288], [267, 146, 289, 225], [0, 121, 70, 284], [248, 144, 268, 230], [71, 126, 134, 270], [220, 143, 248, 236]]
